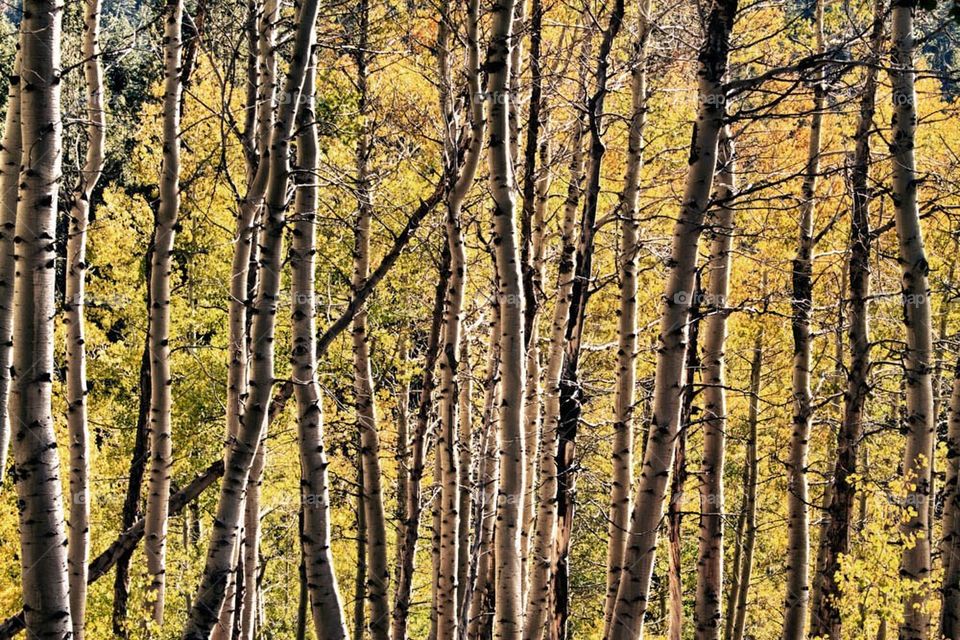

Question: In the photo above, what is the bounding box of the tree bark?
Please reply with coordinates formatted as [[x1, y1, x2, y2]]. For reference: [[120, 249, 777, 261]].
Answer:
[[354, 439, 368, 640], [0, 51, 19, 491], [436, 0, 486, 632], [519, 0, 546, 587], [604, 4, 651, 628], [467, 300, 502, 640], [668, 277, 703, 640], [457, 337, 474, 623], [213, 1, 277, 634], [694, 129, 735, 640], [64, 0, 107, 632], [144, 0, 184, 625], [942, 361, 960, 638], [9, 0, 70, 633], [607, 0, 737, 634], [891, 2, 934, 638], [181, 0, 320, 632], [350, 3, 391, 635], [808, 3, 882, 635], [730, 329, 763, 640], [291, 45, 350, 640], [522, 84, 585, 638], [486, 0, 527, 632], [783, 3, 825, 636]]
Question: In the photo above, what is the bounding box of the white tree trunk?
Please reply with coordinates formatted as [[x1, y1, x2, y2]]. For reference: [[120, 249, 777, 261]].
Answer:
[[694, 129, 735, 640], [608, 1, 737, 635], [144, 0, 184, 625], [291, 48, 350, 640], [783, 4, 824, 637], [521, 98, 585, 640], [212, 3, 279, 635], [467, 300, 502, 640], [486, 0, 527, 634], [351, 6, 391, 634], [181, 0, 320, 632], [436, 0, 485, 631], [10, 0, 71, 634], [64, 0, 107, 633], [890, 3, 934, 638], [603, 4, 651, 628], [0, 51, 19, 492], [943, 362, 960, 639], [730, 328, 763, 640]]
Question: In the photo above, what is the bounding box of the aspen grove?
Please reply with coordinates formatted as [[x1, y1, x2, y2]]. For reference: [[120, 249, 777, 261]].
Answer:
[[5, 0, 960, 638]]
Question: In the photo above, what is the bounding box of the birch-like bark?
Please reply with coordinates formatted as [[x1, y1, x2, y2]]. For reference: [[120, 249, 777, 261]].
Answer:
[[64, 0, 107, 633], [9, 0, 69, 633], [213, 3, 278, 634], [521, 95, 583, 640], [144, 0, 183, 624], [181, 0, 320, 632], [809, 4, 882, 635], [354, 445, 367, 640], [457, 338, 474, 620], [783, 4, 824, 636], [486, 0, 527, 632], [554, 5, 625, 630], [239, 436, 265, 640], [694, 129, 735, 640], [668, 278, 702, 640], [730, 329, 763, 640], [436, 0, 486, 632], [0, 51, 19, 491], [291, 48, 350, 640], [466, 300, 502, 640], [891, 2, 934, 637], [604, 4, 651, 627], [351, 3, 391, 634], [608, 0, 737, 634], [519, 0, 546, 583]]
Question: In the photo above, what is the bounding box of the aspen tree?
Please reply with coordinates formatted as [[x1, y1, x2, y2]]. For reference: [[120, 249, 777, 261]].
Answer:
[[608, 0, 738, 634], [943, 361, 960, 638], [694, 129, 735, 640], [181, 0, 321, 632], [668, 278, 702, 640], [351, 2, 391, 636], [9, 0, 71, 633], [730, 328, 763, 640], [457, 337, 474, 620], [809, 3, 882, 635], [213, 1, 278, 634], [519, 0, 545, 581], [891, 1, 935, 637], [521, 74, 586, 640], [393, 252, 449, 640], [436, 0, 485, 632], [604, 1, 652, 627], [291, 50, 350, 640], [783, 2, 825, 635], [486, 0, 527, 631], [0, 51, 19, 491], [144, 0, 184, 624], [64, 0, 107, 632], [554, 1, 625, 626], [467, 299, 502, 640]]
